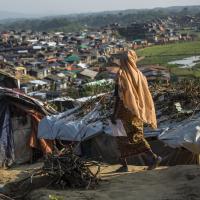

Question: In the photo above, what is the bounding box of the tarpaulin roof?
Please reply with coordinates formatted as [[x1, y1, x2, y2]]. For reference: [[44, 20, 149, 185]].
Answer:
[[0, 87, 55, 115], [29, 80, 48, 86], [65, 54, 80, 62]]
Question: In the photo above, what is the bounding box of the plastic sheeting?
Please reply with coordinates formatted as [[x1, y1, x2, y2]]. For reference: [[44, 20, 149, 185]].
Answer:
[[12, 116, 32, 164], [158, 115, 200, 154], [38, 105, 121, 141], [108, 120, 127, 137], [0, 102, 14, 166]]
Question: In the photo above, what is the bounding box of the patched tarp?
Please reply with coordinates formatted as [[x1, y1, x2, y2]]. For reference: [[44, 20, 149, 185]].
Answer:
[[38, 105, 113, 141], [0, 87, 56, 166], [159, 114, 200, 154]]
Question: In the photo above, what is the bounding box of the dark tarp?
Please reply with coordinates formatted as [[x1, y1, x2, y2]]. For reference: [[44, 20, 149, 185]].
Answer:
[[0, 70, 19, 89], [0, 101, 14, 167]]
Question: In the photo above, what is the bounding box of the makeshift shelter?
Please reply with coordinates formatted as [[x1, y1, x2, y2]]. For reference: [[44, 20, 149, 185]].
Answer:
[[38, 93, 200, 166], [48, 97, 77, 112], [0, 70, 19, 89], [0, 87, 56, 167]]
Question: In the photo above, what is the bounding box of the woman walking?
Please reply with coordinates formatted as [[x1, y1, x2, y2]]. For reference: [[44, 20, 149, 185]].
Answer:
[[111, 50, 161, 172]]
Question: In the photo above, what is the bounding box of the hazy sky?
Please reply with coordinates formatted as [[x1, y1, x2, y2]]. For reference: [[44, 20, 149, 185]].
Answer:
[[1, 0, 200, 15]]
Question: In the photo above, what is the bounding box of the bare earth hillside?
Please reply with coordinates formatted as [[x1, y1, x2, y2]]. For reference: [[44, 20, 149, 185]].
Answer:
[[1, 164, 200, 200]]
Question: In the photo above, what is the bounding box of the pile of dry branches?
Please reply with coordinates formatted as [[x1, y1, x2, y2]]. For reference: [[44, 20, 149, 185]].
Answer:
[[149, 80, 200, 122], [42, 149, 100, 189], [0, 149, 100, 200]]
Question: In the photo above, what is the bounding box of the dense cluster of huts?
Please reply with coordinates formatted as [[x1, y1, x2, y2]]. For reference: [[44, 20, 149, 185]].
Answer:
[[1, 17, 200, 169], [0, 26, 171, 100]]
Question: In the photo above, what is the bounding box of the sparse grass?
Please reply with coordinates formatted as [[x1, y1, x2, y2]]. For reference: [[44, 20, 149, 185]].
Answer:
[[136, 41, 200, 78], [193, 62, 200, 69], [49, 195, 64, 200], [137, 41, 200, 66], [170, 67, 200, 78]]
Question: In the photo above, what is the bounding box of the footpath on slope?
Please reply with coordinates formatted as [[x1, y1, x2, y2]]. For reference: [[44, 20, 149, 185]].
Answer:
[[1, 164, 200, 200]]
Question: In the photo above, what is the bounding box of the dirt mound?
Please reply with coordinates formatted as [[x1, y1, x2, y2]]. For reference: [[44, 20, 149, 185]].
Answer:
[[25, 165, 200, 200], [1, 164, 200, 200]]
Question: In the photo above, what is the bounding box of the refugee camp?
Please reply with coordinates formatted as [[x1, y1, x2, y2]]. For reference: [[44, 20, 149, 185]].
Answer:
[[1, 0, 200, 199]]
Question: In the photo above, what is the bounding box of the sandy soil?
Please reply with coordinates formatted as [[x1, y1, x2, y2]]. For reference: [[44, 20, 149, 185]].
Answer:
[[1, 164, 200, 200], [0, 162, 43, 185]]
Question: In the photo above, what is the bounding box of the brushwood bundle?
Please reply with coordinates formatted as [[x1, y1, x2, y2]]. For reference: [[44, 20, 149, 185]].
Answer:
[[42, 149, 100, 189], [0, 149, 100, 200], [73, 93, 114, 120], [150, 80, 200, 123]]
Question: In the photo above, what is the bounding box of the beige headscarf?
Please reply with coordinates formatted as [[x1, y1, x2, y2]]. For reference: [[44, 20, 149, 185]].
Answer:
[[118, 50, 157, 129]]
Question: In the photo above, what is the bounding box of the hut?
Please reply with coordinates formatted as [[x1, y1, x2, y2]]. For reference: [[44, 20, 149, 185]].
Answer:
[[0, 87, 56, 167]]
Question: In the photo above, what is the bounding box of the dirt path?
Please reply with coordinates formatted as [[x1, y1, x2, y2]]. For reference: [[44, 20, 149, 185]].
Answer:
[[1, 164, 200, 200], [0, 162, 43, 185]]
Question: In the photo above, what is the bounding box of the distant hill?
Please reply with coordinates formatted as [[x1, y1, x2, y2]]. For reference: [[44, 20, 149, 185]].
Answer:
[[155, 5, 200, 13], [0, 5, 200, 32], [67, 5, 200, 17], [0, 11, 39, 20]]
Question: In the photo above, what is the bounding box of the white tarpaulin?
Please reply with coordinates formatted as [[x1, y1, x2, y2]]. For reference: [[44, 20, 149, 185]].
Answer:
[[38, 104, 126, 141], [108, 120, 127, 137], [158, 115, 200, 154]]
